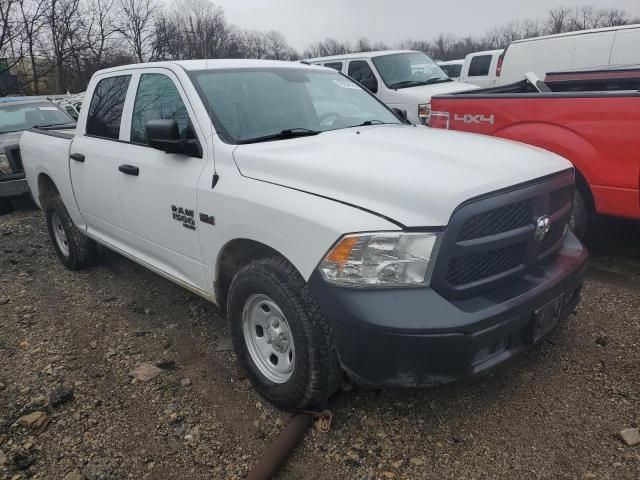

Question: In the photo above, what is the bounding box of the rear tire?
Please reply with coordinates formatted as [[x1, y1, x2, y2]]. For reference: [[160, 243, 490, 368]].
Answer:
[[227, 257, 341, 411], [45, 194, 97, 270]]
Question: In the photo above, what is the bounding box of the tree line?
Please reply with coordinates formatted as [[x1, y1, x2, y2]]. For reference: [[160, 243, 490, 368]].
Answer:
[[0, 0, 637, 95]]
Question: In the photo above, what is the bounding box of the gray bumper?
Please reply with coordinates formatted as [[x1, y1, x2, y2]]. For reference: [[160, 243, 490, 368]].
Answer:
[[0, 178, 29, 198]]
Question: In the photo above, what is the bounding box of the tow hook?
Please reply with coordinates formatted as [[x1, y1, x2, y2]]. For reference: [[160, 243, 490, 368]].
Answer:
[[246, 409, 333, 480]]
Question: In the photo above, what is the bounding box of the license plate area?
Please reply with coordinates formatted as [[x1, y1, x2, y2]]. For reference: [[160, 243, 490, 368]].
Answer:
[[526, 295, 564, 344]]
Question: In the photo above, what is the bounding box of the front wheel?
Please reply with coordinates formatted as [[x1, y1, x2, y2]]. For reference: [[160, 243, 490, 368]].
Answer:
[[570, 189, 589, 240], [227, 257, 341, 410], [45, 194, 97, 270]]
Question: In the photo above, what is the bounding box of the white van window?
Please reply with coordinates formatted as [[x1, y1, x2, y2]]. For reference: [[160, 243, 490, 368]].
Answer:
[[348, 60, 378, 93], [324, 62, 343, 71], [468, 55, 492, 77], [610, 28, 640, 67]]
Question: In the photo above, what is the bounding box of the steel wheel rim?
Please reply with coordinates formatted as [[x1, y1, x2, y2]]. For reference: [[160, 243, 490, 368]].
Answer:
[[242, 294, 295, 384], [51, 212, 70, 257]]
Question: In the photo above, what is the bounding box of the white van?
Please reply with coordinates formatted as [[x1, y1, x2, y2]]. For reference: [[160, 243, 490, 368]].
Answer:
[[498, 24, 640, 86], [437, 59, 464, 80], [307, 50, 476, 125], [459, 49, 504, 87]]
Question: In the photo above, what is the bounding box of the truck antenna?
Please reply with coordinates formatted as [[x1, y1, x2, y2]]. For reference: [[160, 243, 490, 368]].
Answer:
[[204, 26, 219, 189]]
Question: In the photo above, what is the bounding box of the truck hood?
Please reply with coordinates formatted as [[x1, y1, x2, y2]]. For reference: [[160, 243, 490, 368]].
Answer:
[[385, 81, 479, 105], [232, 125, 572, 227]]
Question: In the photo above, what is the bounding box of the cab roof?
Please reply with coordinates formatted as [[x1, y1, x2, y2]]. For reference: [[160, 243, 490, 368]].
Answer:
[[96, 59, 327, 76], [306, 50, 419, 63]]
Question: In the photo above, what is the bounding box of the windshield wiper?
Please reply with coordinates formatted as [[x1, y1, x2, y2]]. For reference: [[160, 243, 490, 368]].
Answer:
[[423, 77, 453, 85], [357, 120, 390, 126], [389, 80, 428, 89], [33, 122, 75, 129], [237, 128, 321, 145]]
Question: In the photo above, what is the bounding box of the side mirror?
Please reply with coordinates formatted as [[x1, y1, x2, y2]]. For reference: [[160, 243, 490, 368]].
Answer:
[[362, 78, 378, 94], [145, 119, 201, 157], [392, 108, 411, 124]]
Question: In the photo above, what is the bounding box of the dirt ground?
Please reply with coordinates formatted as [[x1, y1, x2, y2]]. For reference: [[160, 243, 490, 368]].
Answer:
[[1, 205, 639, 480]]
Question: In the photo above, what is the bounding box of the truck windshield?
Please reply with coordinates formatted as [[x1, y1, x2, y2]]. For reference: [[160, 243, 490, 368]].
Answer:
[[191, 68, 401, 144], [372, 52, 451, 89], [0, 102, 74, 133]]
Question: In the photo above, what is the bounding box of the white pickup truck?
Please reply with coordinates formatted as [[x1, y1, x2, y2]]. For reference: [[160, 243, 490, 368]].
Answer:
[[21, 60, 587, 410]]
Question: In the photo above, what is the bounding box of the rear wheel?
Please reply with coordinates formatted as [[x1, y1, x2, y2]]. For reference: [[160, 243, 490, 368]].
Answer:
[[45, 194, 97, 270], [228, 257, 340, 410]]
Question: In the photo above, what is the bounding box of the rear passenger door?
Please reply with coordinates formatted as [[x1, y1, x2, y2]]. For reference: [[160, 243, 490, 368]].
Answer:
[[70, 73, 132, 251], [116, 68, 207, 291]]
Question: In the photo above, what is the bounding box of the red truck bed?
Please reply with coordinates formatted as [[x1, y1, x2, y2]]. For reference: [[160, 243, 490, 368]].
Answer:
[[429, 84, 640, 236]]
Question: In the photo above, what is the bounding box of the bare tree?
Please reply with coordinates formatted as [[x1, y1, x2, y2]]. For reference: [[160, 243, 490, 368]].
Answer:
[[117, 0, 155, 62], [43, 0, 82, 92], [263, 30, 294, 60], [547, 6, 572, 34], [18, 0, 48, 93], [84, 0, 115, 67]]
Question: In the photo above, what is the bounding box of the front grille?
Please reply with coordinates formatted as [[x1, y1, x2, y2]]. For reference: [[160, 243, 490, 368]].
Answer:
[[458, 200, 531, 241], [549, 185, 573, 214], [446, 242, 526, 286], [431, 171, 575, 300]]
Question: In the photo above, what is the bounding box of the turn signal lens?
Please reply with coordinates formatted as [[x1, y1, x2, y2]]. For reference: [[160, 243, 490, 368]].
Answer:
[[319, 232, 439, 288], [326, 236, 359, 264]]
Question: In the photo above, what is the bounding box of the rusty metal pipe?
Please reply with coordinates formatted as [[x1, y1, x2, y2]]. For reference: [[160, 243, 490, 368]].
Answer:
[[246, 413, 313, 480]]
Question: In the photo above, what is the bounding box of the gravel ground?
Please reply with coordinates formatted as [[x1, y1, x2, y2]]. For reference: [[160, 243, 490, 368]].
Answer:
[[1, 206, 639, 480]]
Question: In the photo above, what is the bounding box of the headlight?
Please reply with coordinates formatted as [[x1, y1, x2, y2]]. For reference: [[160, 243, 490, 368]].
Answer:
[[0, 153, 10, 175], [418, 103, 431, 125], [319, 232, 440, 287]]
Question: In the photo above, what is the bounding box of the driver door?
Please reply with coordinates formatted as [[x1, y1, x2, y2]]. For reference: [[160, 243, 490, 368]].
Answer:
[[116, 69, 208, 291]]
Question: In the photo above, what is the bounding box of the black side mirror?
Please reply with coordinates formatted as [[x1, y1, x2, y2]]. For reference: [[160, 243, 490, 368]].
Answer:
[[145, 119, 201, 158], [392, 108, 411, 124], [362, 78, 378, 94]]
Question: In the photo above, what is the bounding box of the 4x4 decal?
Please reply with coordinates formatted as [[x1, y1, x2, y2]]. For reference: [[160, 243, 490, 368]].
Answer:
[[453, 113, 495, 125]]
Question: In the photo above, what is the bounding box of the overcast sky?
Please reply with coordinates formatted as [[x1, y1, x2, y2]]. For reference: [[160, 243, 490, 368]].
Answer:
[[212, 0, 640, 50]]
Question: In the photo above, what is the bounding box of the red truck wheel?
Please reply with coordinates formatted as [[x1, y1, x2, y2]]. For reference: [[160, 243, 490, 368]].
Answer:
[[570, 190, 588, 239]]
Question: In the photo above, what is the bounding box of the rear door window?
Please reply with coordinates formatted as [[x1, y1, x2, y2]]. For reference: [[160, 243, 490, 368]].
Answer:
[[468, 55, 492, 77], [347, 60, 378, 93], [85, 75, 131, 139]]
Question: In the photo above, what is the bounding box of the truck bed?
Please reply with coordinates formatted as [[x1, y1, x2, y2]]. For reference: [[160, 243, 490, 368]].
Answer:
[[20, 127, 83, 227]]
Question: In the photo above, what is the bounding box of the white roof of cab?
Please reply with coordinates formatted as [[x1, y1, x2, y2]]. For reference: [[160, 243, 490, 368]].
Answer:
[[95, 59, 327, 75], [306, 50, 419, 63]]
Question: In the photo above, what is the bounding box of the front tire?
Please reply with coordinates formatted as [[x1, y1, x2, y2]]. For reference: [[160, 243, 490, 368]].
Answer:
[[45, 194, 97, 270], [570, 189, 589, 239], [227, 257, 340, 410], [0, 197, 12, 215]]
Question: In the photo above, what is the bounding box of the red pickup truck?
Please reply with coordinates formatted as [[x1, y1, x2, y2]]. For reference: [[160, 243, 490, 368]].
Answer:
[[429, 78, 640, 238]]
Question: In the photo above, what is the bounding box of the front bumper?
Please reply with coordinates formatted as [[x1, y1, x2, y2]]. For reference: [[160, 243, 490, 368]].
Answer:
[[308, 232, 588, 387], [0, 178, 29, 198]]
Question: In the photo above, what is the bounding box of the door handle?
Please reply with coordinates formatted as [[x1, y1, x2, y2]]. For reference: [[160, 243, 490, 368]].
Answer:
[[118, 164, 139, 176], [70, 153, 85, 162]]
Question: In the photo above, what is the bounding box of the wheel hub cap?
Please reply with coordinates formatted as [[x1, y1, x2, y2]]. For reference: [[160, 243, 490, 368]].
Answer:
[[51, 212, 69, 257], [242, 294, 295, 384]]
